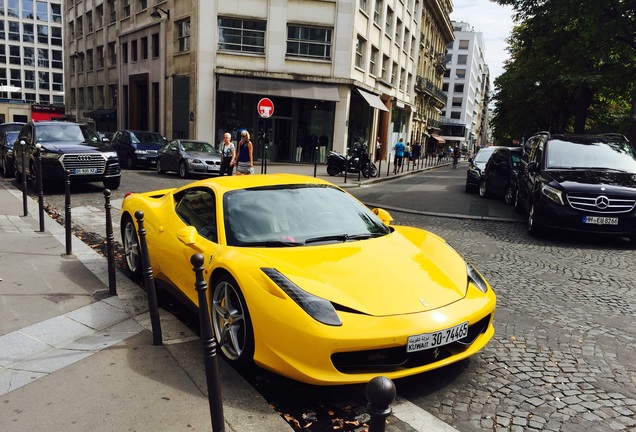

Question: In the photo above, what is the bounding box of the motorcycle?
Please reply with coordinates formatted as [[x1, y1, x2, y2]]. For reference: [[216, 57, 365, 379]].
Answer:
[[326, 147, 378, 178]]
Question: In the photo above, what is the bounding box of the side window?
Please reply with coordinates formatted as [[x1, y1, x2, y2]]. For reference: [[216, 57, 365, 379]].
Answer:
[[532, 140, 544, 165], [175, 189, 218, 243]]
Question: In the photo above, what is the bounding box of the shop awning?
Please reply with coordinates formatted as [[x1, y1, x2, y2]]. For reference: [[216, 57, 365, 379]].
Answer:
[[218, 76, 340, 102], [356, 88, 389, 112], [86, 108, 116, 120], [431, 134, 446, 143]]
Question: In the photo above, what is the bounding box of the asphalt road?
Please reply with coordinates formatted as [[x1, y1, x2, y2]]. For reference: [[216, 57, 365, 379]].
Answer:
[[12, 163, 636, 432]]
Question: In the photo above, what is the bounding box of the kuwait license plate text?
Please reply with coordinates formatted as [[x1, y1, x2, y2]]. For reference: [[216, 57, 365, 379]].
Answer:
[[407, 321, 468, 353]]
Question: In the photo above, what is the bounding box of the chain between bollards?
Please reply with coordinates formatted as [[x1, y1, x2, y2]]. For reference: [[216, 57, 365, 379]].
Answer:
[[64, 170, 72, 256], [104, 189, 117, 296], [134, 210, 162, 346], [36, 144, 44, 232], [366, 376, 396, 432], [191, 253, 225, 432]]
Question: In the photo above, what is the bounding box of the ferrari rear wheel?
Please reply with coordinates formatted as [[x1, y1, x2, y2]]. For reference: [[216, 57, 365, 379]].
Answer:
[[121, 214, 142, 281], [211, 275, 254, 366]]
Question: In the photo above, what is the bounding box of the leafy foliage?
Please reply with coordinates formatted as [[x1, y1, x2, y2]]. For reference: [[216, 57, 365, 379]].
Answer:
[[490, 0, 636, 143]]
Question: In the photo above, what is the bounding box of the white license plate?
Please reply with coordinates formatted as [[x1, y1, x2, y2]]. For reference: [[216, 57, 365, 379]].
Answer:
[[583, 216, 618, 225], [407, 321, 469, 353], [74, 168, 98, 174], [208, 166, 219, 172]]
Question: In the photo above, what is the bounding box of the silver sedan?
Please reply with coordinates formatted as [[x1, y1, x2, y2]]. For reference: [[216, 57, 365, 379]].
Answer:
[[156, 139, 222, 178]]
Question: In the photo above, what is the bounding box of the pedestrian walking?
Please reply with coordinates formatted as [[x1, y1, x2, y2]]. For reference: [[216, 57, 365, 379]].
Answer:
[[392, 138, 405, 174], [233, 130, 254, 175], [219, 132, 235, 176]]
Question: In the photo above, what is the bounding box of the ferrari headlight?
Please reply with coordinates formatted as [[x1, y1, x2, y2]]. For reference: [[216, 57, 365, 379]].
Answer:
[[541, 184, 564, 205], [262, 268, 342, 326], [467, 262, 489, 293]]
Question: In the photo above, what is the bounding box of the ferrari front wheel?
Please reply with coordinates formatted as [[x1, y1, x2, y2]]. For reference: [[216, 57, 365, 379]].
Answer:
[[211, 275, 254, 366], [121, 214, 142, 281]]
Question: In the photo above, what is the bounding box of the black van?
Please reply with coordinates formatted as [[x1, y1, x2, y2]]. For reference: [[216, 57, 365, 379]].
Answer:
[[515, 132, 636, 241]]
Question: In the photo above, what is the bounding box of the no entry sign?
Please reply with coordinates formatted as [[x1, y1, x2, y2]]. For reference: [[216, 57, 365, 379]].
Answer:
[[257, 98, 274, 118]]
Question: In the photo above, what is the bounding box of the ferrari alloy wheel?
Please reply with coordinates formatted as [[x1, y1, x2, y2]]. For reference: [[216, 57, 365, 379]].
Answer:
[[121, 215, 142, 281], [211, 275, 254, 365], [504, 184, 515, 205], [478, 178, 489, 198]]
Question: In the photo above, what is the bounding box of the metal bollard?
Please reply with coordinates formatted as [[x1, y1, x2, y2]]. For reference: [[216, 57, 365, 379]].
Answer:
[[64, 170, 72, 256], [263, 145, 268, 174], [104, 189, 117, 296], [377, 157, 382, 178], [134, 210, 162, 346], [21, 141, 27, 216], [36, 144, 44, 232], [313, 146, 318, 177], [366, 376, 396, 432], [191, 253, 225, 432], [386, 154, 392, 176]]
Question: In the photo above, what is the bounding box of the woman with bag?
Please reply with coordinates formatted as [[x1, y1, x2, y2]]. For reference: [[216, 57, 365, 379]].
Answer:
[[234, 130, 254, 175], [219, 132, 235, 175]]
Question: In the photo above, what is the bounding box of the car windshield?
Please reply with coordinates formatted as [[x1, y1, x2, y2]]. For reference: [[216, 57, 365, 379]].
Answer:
[[546, 139, 636, 172], [130, 131, 167, 145], [182, 141, 218, 154], [5, 131, 19, 147], [223, 185, 391, 247], [36, 124, 101, 144], [474, 147, 496, 163]]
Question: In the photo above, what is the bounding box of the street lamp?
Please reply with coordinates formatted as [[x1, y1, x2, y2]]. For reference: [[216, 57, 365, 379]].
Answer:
[[150, 6, 170, 20]]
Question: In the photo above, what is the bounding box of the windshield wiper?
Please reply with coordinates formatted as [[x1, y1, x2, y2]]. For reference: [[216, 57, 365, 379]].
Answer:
[[304, 232, 384, 244], [240, 240, 303, 247]]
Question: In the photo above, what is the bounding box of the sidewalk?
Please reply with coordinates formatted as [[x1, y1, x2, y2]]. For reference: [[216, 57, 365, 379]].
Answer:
[[0, 158, 460, 432]]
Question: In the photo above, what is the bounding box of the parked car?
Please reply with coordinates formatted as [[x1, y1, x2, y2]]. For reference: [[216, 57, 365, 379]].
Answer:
[[110, 130, 168, 169], [12, 121, 121, 190], [516, 132, 636, 240], [1, 130, 20, 178], [0, 122, 25, 178], [478, 146, 523, 204], [465, 146, 498, 192], [156, 139, 222, 178], [120, 174, 496, 385]]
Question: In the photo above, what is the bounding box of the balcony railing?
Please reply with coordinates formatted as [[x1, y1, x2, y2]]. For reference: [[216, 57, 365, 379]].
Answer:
[[415, 76, 447, 103]]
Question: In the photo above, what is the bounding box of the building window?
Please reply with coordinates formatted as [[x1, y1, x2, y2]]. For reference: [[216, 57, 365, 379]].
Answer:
[[121, 42, 128, 64], [23, 23, 34, 42], [403, 28, 409, 53], [218, 18, 266, 54], [137, 0, 147, 12], [355, 35, 365, 68], [86, 11, 93, 33], [445, 53, 452, 64], [108, 42, 116, 65], [131, 40, 137, 62], [108, 0, 116, 23], [451, 111, 461, 119], [455, 68, 466, 79], [141, 37, 148, 60], [87, 86, 94, 107], [385, 8, 393, 37], [399, 67, 405, 88], [457, 54, 467, 65], [51, 26, 61, 46], [51, 3, 61, 23], [87, 49, 93, 70], [177, 19, 191, 52], [152, 33, 159, 58], [36, 1, 48, 20], [97, 45, 104, 68], [391, 62, 397, 85], [109, 84, 117, 106], [458, 39, 469, 49], [373, 0, 382, 26], [454, 83, 464, 92], [407, 73, 412, 93], [97, 85, 105, 106], [410, 35, 416, 57], [395, 18, 401, 44], [76, 17, 83, 37], [286, 25, 332, 60], [9, 46, 20, 65], [38, 71, 49, 90], [25, 70, 35, 89], [9, 22, 20, 41], [369, 46, 378, 76], [382, 54, 389, 80], [359, 0, 368, 14], [53, 73, 62, 91], [52, 50, 62, 68], [122, 0, 131, 18], [22, 0, 34, 19], [37, 24, 48, 43], [442, 83, 448, 92], [96, 5, 104, 28], [24, 47, 35, 66]]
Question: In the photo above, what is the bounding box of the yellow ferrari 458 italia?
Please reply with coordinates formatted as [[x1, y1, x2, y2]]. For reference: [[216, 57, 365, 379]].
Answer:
[[120, 174, 496, 385]]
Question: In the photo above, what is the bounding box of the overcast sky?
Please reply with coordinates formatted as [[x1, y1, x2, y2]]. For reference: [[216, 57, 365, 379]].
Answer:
[[450, 0, 516, 84]]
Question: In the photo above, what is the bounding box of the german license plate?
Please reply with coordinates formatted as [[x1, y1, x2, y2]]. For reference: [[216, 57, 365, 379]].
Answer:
[[407, 322, 468, 353], [583, 216, 618, 225], [74, 168, 98, 174], [208, 166, 219, 172]]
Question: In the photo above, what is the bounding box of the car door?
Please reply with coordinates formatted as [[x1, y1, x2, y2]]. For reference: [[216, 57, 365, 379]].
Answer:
[[489, 150, 510, 197], [156, 187, 221, 307], [164, 141, 181, 172]]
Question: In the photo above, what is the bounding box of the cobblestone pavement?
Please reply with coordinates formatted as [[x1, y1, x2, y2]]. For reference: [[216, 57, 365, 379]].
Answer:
[[391, 211, 636, 432]]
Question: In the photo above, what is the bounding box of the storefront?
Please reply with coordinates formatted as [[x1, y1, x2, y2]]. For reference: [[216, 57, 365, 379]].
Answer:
[[216, 76, 338, 163]]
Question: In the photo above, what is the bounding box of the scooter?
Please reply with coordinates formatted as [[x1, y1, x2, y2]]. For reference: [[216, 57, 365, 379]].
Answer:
[[326, 148, 378, 178]]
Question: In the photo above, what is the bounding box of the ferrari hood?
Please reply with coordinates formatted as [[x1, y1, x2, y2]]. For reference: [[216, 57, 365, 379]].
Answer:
[[242, 229, 468, 317]]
